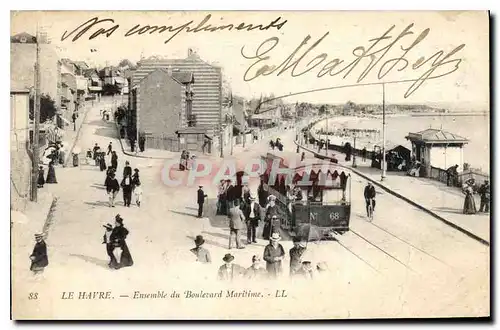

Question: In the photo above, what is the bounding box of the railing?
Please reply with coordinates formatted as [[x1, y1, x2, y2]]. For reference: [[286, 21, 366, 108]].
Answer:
[[144, 135, 180, 152], [430, 166, 450, 185]]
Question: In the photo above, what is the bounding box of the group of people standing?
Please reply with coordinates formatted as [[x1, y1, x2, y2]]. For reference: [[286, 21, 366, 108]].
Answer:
[[179, 150, 196, 171], [463, 178, 490, 215], [189, 233, 326, 281], [104, 159, 142, 208]]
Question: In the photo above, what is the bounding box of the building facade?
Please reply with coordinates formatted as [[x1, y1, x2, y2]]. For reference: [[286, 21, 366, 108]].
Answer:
[[10, 89, 32, 211], [131, 51, 223, 137]]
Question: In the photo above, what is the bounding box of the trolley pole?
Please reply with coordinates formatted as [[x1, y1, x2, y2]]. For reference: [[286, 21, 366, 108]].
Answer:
[[30, 27, 41, 202], [381, 83, 387, 181]]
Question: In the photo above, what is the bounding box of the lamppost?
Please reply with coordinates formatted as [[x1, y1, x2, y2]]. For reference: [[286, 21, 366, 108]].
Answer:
[[381, 83, 387, 181]]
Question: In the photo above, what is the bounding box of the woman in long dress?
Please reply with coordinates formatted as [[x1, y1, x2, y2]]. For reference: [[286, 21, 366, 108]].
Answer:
[[37, 166, 45, 188], [46, 161, 57, 184], [463, 184, 477, 214], [110, 215, 133, 269]]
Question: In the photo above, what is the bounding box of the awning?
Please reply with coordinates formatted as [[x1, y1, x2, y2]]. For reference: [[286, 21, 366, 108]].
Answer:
[[88, 86, 102, 92]]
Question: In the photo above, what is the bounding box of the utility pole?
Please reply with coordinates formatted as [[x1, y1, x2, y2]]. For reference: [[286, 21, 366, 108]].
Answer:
[[30, 26, 41, 202], [381, 83, 387, 181], [325, 115, 329, 155]]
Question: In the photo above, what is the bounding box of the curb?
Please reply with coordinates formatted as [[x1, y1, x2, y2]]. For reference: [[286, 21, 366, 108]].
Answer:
[[64, 104, 93, 167], [294, 141, 490, 247]]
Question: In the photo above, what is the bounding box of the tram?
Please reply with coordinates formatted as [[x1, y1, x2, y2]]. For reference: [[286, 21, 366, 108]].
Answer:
[[259, 151, 352, 240]]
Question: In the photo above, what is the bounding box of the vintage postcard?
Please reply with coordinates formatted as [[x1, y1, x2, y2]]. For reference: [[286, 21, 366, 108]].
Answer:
[[10, 11, 490, 319]]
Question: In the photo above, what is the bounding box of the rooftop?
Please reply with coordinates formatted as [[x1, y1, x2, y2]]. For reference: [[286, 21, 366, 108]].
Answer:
[[405, 128, 469, 144]]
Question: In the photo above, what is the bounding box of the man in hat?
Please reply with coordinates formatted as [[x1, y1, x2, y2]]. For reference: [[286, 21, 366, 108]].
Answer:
[[478, 180, 490, 213], [228, 199, 246, 249], [107, 142, 113, 155], [190, 235, 211, 263], [289, 237, 307, 277], [217, 253, 244, 281], [102, 223, 117, 268], [364, 182, 376, 217], [30, 234, 48, 275], [263, 232, 285, 278], [123, 160, 132, 178], [245, 255, 268, 280], [243, 196, 261, 244], [197, 185, 208, 218]]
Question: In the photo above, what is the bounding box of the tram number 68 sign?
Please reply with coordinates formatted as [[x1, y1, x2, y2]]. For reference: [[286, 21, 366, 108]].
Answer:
[[329, 212, 340, 221]]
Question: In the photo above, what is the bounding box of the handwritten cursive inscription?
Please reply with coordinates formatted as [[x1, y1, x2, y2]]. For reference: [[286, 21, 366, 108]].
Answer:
[[241, 24, 465, 99], [61, 15, 287, 44]]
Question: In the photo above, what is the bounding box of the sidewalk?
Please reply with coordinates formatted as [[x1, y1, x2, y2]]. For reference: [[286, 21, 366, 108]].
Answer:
[[296, 141, 490, 246], [63, 102, 93, 166]]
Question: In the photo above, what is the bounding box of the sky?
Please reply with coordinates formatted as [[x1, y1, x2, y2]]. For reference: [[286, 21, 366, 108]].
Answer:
[[11, 11, 489, 108]]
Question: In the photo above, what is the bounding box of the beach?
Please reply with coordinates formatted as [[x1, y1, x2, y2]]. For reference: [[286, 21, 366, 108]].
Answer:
[[313, 114, 490, 172]]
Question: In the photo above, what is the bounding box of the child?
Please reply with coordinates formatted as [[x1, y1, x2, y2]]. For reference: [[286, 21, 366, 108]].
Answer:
[[134, 182, 143, 207]]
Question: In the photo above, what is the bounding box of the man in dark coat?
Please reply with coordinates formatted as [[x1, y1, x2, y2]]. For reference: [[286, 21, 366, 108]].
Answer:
[[364, 182, 376, 217], [289, 237, 307, 277], [243, 196, 260, 244], [478, 180, 490, 213], [111, 151, 118, 171], [123, 161, 132, 178], [102, 223, 117, 268], [121, 174, 133, 207], [30, 234, 48, 274], [107, 142, 113, 155], [446, 165, 459, 187], [93, 143, 101, 166], [263, 232, 285, 278], [197, 186, 207, 218]]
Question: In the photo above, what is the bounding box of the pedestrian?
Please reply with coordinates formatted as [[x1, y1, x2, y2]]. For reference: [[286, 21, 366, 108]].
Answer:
[[478, 180, 490, 213], [263, 196, 279, 240], [257, 179, 268, 207], [107, 142, 113, 156], [37, 166, 45, 188], [216, 179, 225, 215], [462, 183, 477, 215], [301, 152, 305, 162], [105, 172, 120, 207], [139, 135, 146, 152], [364, 182, 376, 217], [289, 237, 307, 277], [446, 164, 459, 187], [362, 147, 367, 162], [217, 253, 244, 282], [93, 143, 100, 166], [243, 196, 261, 244], [179, 151, 186, 171], [110, 214, 133, 269], [190, 235, 211, 263], [245, 255, 268, 280], [111, 151, 118, 171], [226, 180, 236, 213], [263, 232, 285, 279], [132, 168, 140, 187], [72, 112, 77, 131], [197, 185, 208, 218], [228, 199, 246, 250], [46, 161, 57, 184], [123, 160, 132, 178], [121, 174, 133, 207], [58, 143, 66, 165], [99, 152, 107, 172], [86, 148, 93, 165], [102, 223, 117, 268], [72, 151, 79, 167], [242, 184, 251, 205], [30, 234, 48, 275], [133, 182, 143, 207]]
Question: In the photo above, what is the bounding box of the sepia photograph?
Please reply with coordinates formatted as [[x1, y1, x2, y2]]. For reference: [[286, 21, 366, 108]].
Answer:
[[10, 10, 490, 320]]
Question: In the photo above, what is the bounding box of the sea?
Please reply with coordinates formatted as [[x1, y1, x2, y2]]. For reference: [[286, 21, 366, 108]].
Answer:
[[315, 114, 490, 173]]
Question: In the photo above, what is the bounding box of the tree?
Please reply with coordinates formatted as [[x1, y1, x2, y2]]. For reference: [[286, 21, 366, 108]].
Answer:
[[118, 59, 137, 69], [29, 94, 57, 123]]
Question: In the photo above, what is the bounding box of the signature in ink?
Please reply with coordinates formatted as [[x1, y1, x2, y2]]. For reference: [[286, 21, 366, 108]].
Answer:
[[241, 24, 465, 100], [61, 15, 287, 44]]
